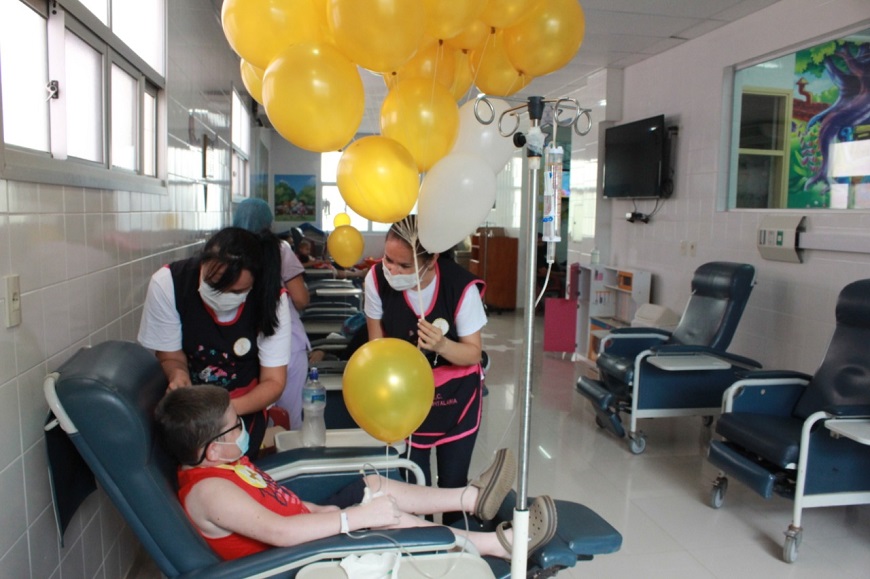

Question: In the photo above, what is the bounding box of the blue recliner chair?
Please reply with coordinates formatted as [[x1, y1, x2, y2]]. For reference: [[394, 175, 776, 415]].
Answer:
[[576, 262, 761, 454], [45, 341, 621, 578], [707, 278, 870, 563]]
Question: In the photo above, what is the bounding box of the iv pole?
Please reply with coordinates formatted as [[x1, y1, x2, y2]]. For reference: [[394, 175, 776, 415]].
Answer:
[[474, 95, 591, 576]]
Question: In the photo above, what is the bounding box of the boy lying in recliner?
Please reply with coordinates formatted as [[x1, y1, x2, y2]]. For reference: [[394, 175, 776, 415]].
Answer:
[[154, 385, 556, 561]]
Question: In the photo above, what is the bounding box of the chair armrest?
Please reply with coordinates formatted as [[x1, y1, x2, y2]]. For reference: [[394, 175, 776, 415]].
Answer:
[[648, 345, 762, 370], [600, 330, 669, 358], [608, 327, 672, 338], [824, 404, 870, 418], [178, 527, 457, 579], [723, 374, 809, 414]]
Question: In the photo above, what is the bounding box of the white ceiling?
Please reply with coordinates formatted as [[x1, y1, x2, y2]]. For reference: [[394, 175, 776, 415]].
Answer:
[[211, 0, 782, 134]]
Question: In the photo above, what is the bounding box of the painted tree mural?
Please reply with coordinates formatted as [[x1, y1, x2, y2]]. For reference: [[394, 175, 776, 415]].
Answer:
[[793, 38, 870, 205]]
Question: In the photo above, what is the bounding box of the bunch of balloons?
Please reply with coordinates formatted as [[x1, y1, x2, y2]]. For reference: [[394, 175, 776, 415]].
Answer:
[[223, 0, 585, 162], [222, 0, 585, 445]]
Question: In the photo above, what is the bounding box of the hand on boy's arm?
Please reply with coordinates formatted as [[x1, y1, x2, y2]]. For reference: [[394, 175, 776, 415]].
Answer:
[[156, 350, 192, 390]]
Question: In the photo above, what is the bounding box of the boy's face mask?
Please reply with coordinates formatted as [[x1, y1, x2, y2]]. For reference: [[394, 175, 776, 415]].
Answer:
[[214, 419, 249, 462]]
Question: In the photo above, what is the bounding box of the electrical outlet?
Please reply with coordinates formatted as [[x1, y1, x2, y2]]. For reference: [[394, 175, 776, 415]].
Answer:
[[680, 240, 687, 256], [689, 241, 697, 257], [5, 275, 21, 328]]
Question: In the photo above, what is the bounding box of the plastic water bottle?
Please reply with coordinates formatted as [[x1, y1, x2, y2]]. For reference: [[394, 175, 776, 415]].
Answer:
[[301, 367, 326, 447]]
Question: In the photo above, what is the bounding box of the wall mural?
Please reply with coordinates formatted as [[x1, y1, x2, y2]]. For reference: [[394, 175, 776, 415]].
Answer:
[[790, 35, 870, 208], [273, 174, 316, 222]]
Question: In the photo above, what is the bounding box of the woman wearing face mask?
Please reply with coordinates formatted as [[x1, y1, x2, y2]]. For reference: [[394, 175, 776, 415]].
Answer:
[[138, 227, 291, 459], [364, 216, 487, 522]]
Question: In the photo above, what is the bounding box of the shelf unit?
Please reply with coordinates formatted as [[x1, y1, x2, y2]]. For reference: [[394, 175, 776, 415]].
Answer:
[[469, 228, 518, 311], [572, 264, 651, 361]]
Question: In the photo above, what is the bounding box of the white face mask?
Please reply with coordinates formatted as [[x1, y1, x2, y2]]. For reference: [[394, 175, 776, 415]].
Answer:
[[199, 278, 249, 313], [383, 261, 432, 292]]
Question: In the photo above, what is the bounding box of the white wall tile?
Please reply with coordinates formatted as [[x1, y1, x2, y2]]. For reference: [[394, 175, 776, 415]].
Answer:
[[59, 535, 85, 579], [14, 291, 46, 373], [22, 439, 51, 527], [0, 534, 31, 578], [42, 282, 72, 358], [0, 458, 27, 559], [0, 179, 8, 213], [65, 214, 88, 279], [8, 181, 39, 214], [18, 364, 49, 451], [0, 380, 22, 472], [9, 214, 42, 293]]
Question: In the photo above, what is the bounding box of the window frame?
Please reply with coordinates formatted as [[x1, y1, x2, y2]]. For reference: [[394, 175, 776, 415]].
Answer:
[[0, 0, 168, 194]]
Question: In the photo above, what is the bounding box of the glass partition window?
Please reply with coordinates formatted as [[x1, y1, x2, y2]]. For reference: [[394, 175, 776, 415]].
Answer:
[[65, 29, 104, 163], [0, 0, 165, 185], [0, 1, 49, 151], [729, 28, 870, 209], [111, 64, 138, 170]]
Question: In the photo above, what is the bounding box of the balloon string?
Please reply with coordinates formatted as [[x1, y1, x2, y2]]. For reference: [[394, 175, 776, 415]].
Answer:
[[464, 31, 492, 102]]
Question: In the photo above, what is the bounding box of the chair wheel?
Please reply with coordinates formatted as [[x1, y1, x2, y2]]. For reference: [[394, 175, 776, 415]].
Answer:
[[628, 434, 646, 455], [783, 533, 799, 563], [595, 416, 605, 429], [710, 477, 727, 509]]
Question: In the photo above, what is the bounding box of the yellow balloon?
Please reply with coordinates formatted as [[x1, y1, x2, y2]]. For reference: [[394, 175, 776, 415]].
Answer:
[[504, 0, 585, 77], [380, 79, 459, 172], [221, 0, 323, 70], [240, 60, 265, 105], [328, 0, 425, 73], [343, 338, 435, 444], [333, 212, 352, 227], [423, 0, 486, 40], [444, 18, 489, 51], [469, 30, 531, 96], [263, 43, 364, 152], [327, 225, 365, 268], [384, 41, 457, 91], [449, 50, 474, 101], [479, 0, 541, 29], [337, 136, 419, 223]]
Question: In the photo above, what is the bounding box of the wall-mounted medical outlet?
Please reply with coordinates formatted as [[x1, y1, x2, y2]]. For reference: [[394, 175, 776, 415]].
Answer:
[[5, 275, 21, 328]]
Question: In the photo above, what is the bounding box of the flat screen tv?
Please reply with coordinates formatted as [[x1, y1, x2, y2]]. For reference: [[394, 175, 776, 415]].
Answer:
[[602, 114, 671, 199]]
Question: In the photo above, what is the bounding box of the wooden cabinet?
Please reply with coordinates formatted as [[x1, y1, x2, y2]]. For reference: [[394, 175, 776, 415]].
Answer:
[[573, 264, 651, 361], [469, 229, 518, 311]]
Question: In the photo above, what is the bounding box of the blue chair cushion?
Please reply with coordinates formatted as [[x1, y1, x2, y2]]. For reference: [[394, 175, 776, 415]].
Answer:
[[715, 413, 803, 468]]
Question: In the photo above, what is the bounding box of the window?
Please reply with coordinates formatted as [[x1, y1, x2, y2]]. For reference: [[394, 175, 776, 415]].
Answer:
[[729, 26, 870, 209], [0, 0, 166, 189], [111, 63, 137, 170], [734, 89, 791, 208], [320, 151, 391, 232], [231, 90, 250, 199], [0, 0, 49, 151]]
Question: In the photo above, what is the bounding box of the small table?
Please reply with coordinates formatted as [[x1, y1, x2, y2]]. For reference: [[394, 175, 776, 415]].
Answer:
[[646, 354, 732, 371], [825, 419, 870, 445]]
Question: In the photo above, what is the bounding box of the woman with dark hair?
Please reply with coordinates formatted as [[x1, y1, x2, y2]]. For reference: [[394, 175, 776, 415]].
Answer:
[[138, 226, 291, 459], [233, 198, 310, 430], [363, 215, 487, 523]]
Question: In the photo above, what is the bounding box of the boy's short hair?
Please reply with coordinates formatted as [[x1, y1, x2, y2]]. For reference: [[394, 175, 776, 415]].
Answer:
[[155, 386, 230, 465]]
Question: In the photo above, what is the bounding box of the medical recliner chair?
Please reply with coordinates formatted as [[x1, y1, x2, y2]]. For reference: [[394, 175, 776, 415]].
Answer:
[[576, 262, 761, 454], [707, 278, 870, 563], [44, 341, 622, 578]]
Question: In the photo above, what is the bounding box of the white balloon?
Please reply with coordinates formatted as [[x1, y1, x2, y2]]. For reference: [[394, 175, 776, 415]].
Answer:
[[418, 153, 496, 253], [450, 98, 517, 174]]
